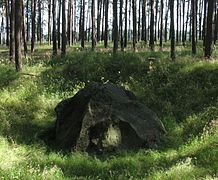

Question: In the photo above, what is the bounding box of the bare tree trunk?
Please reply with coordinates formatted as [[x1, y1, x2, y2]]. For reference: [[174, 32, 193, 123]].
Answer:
[[164, 0, 169, 42], [176, 0, 179, 42], [205, 0, 214, 58], [214, 5, 218, 44], [150, 0, 155, 50], [10, 0, 15, 61], [101, 0, 105, 41], [120, 0, 124, 50], [192, 0, 197, 54], [31, 0, 36, 52], [104, 0, 109, 48], [62, 0, 67, 55], [57, 0, 61, 49], [184, 0, 190, 42], [160, 0, 164, 50], [26, 0, 30, 42], [48, 0, 51, 45], [15, 0, 23, 71], [92, 0, 97, 50], [124, 0, 128, 47], [22, 0, 28, 55], [97, 0, 102, 42], [132, 0, 137, 51], [37, 0, 42, 44], [138, 0, 141, 42], [67, 0, 73, 46], [170, 0, 176, 60], [5, 0, 9, 46], [113, 0, 118, 53], [182, 0, 185, 45], [198, 0, 203, 40], [81, 0, 85, 48], [52, 0, 57, 55], [154, 0, 159, 41]]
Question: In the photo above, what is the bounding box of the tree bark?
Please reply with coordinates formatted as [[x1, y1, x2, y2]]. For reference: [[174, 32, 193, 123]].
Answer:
[[132, 0, 137, 51], [160, 0, 164, 50], [10, 0, 15, 61], [124, 0, 128, 47], [192, 0, 197, 54], [48, 0, 52, 45], [97, 0, 102, 42], [31, 0, 36, 52], [113, 0, 118, 53], [92, 0, 97, 50], [104, 0, 109, 48], [15, 0, 23, 71], [120, 0, 124, 50], [170, 0, 176, 60], [22, 0, 28, 55], [150, 0, 155, 51], [57, 0, 61, 49], [205, 0, 214, 58], [62, 0, 67, 55], [81, 0, 85, 48], [52, 0, 57, 55]]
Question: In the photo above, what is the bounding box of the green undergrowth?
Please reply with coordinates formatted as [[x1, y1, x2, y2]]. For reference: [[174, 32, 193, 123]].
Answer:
[[0, 47, 217, 179]]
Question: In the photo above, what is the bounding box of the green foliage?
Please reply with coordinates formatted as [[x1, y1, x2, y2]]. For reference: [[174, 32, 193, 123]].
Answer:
[[0, 46, 217, 179]]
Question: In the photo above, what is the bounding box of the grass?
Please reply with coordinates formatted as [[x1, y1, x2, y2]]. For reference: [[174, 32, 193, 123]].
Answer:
[[0, 43, 218, 179]]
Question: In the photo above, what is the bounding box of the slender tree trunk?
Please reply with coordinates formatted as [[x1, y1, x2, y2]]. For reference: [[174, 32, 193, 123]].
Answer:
[[160, 0, 164, 50], [154, 0, 159, 41], [62, 0, 67, 55], [48, 0, 51, 45], [176, 0, 179, 42], [113, 0, 118, 53], [37, 0, 42, 44], [142, 0, 145, 41], [97, 0, 102, 42], [26, 0, 30, 42], [67, 0, 73, 46], [214, 5, 218, 44], [22, 0, 28, 55], [192, 0, 197, 54], [182, 0, 185, 45], [15, 0, 23, 71], [164, 0, 169, 42], [184, 0, 190, 42], [150, 0, 155, 51], [198, 0, 203, 40], [124, 0, 128, 47], [104, 0, 109, 48], [132, 0, 137, 51], [120, 0, 124, 50], [31, 0, 36, 52], [170, 0, 176, 60], [128, 0, 131, 41], [205, 0, 214, 58], [92, 0, 97, 50], [81, 0, 85, 48], [5, 0, 9, 46], [52, 0, 57, 55], [138, 0, 141, 42], [57, 0, 61, 49], [10, 0, 15, 61], [101, 0, 105, 41]]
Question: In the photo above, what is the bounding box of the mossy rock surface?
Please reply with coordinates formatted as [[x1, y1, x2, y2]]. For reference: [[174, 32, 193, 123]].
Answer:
[[55, 82, 166, 152]]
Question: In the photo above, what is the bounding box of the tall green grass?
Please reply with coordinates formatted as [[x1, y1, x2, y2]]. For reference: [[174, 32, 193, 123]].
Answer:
[[0, 45, 217, 179]]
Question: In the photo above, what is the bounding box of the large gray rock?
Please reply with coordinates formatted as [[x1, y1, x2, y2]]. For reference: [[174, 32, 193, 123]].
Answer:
[[55, 83, 166, 152]]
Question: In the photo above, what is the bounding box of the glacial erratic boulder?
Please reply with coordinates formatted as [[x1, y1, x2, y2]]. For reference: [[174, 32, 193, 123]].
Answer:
[[55, 82, 166, 152]]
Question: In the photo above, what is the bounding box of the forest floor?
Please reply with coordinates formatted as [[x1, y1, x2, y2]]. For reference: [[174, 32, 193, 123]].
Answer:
[[0, 43, 218, 179]]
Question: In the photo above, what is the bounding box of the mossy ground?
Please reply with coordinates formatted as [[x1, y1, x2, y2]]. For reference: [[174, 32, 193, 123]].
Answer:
[[0, 43, 218, 179]]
